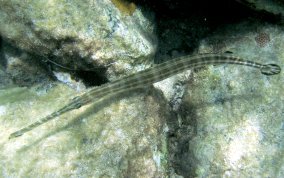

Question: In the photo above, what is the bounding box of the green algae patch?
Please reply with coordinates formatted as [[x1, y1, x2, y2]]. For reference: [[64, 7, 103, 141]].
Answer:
[[0, 87, 37, 105]]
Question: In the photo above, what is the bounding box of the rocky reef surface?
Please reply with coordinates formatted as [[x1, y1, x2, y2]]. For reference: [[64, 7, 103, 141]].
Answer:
[[0, 0, 156, 80], [167, 22, 284, 177], [0, 0, 283, 177], [0, 84, 169, 177]]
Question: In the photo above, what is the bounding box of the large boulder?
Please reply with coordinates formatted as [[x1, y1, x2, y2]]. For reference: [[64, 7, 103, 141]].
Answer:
[[0, 84, 169, 177], [0, 0, 157, 79], [169, 22, 284, 177]]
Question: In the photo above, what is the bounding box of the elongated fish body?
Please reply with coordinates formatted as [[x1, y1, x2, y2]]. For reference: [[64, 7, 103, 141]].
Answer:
[[9, 53, 281, 139]]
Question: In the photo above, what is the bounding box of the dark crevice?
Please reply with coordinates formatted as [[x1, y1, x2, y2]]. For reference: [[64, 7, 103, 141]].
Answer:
[[6, 0, 279, 89], [134, 0, 282, 64], [43, 54, 109, 87], [0, 36, 6, 68], [72, 69, 109, 87]]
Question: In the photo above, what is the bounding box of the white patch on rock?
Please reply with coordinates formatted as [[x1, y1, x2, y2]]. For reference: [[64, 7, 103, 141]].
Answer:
[[154, 70, 191, 101], [224, 119, 261, 169], [154, 70, 191, 111], [53, 71, 86, 92], [153, 147, 161, 168], [0, 105, 6, 116]]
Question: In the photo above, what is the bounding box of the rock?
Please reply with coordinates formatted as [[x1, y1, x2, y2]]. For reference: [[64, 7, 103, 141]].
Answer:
[[0, 0, 157, 79], [52, 71, 86, 91], [153, 70, 191, 112], [0, 39, 53, 88], [0, 84, 169, 177], [235, 0, 284, 17], [170, 22, 284, 177], [2, 1, 284, 177]]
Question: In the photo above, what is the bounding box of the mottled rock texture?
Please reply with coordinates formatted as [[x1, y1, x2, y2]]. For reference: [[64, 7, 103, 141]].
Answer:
[[0, 84, 169, 177], [0, 40, 53, 88], [0, 0, 157, 79], [169, 22, 284, 177], [1, 1, 284, 177]]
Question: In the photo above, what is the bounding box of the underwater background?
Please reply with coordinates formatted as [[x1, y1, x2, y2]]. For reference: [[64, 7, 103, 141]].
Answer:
[[0, 0, 283, 177]]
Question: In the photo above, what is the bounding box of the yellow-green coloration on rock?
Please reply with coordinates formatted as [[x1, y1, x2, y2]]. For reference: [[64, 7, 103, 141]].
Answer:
[[111, 0, 137, 15], [0, 87, 36, 104]]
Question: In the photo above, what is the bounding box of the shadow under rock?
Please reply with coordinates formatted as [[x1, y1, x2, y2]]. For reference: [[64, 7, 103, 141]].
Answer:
[[0, 37, 6, 69], [168, 93, 263, 178]]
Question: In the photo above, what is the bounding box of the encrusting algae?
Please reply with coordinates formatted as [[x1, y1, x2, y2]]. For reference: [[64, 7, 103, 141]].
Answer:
[[111, 0, 136, 16]]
